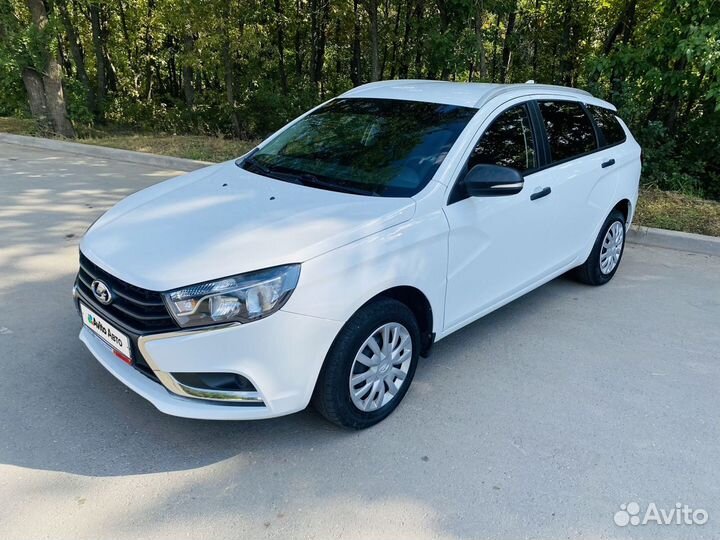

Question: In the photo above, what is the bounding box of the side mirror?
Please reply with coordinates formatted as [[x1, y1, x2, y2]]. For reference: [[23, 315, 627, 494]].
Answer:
[[463, 164, 524, 197]]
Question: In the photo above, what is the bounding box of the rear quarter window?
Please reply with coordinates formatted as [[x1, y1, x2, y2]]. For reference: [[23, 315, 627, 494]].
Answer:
[[587, 105, 627, 146], [538, 101, 598, 163]]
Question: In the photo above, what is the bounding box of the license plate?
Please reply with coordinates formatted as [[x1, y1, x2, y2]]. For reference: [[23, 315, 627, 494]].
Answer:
[[81, 303, 132, 360]]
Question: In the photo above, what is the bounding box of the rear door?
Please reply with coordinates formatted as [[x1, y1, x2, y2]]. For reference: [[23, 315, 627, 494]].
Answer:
[[584, 105, 636, 228], [529, 100, 602, 262]]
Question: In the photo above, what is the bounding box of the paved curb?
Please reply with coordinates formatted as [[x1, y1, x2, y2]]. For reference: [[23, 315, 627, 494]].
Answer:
[[2, 133, 718, 256], [0, 132, 210, 172], [628, 225, 720, 256]]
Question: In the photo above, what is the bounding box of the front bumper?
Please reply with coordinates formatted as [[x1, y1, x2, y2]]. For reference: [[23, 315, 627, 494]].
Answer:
[[79, 308, 342, 420]]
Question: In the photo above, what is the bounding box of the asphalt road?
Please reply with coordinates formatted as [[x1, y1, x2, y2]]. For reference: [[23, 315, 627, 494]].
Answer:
[[1, 143, 719, 540]]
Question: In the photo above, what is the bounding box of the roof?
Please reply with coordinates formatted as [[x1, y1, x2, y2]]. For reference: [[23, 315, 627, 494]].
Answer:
[[341, 80, 607, 110]]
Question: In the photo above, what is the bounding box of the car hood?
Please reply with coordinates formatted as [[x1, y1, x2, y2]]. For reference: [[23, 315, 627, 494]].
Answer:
[[81, 161, 416, 291]]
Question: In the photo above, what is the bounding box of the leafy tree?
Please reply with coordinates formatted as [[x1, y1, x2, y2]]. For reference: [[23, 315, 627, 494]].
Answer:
[[0, 0, 717, 197]]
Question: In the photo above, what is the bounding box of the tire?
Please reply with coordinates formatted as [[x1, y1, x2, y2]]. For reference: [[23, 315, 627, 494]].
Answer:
[[575, 209, 626, 286], [312, 297, 421, 429]]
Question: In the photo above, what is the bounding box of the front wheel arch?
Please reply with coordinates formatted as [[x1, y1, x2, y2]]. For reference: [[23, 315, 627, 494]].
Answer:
[[356, 286, 434, 357], [312, 296, 422, 428]]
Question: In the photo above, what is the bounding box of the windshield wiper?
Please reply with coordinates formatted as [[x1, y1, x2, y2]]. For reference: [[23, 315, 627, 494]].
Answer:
[[291, 172, 378, 197], [243, 155, 273, 176], [239, 153, 376, 196]]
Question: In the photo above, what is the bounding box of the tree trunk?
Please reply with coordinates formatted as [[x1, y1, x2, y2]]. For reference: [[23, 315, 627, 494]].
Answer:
[[57, 36, 71, 77], [21, 68, 50, 129], [294, 0, 304, 77], [433, 0, 450, 79], [490, 20, 499, 82], [559, 0, 574, 85], [182, 35, 195, 107], [398, 0, 413, 78], [57, 0, 95, 113], [142, 0, 156, 100], [531, 0, 540, 78], [412, 0, 424, 78], [310, 0, 330, 91], [43, 56, 76, 137], [25, 0, 76, 137], [387, 0, 402, 79], [310, 0, 319, 82], [621, 0, 636, 44], [475, 0, 487, 80], [274, 0, 289, 94], [367, 0, 380, 81], [500, 6, 516, 83], [222, 44, 241, 137], [89, 3, 107, 114], [116, 0, 137, 77], [351, 0, 362, 85], [665, 55, 688, 135], [603, 0, 636, 55], [167, 36, 179, 97], [607, 0, 638, 96]]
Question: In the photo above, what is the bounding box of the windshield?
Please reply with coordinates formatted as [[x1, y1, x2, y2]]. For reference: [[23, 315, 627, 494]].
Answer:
[[240, 98, 477, 197]]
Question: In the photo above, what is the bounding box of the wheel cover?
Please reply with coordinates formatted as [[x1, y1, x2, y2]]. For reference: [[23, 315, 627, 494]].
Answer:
[[349, 322, 412, 412], [600, 221, 624, 275]]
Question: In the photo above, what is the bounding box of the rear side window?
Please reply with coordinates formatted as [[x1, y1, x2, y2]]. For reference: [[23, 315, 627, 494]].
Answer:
[[469, 104, 537, 172], [587, 105, 626, 146], [538, 101, 597, 163]]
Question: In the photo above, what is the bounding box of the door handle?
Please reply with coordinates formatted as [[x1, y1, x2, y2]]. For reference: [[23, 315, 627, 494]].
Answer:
[[530, 186, 551, 201], [601, 158, 616, 168]]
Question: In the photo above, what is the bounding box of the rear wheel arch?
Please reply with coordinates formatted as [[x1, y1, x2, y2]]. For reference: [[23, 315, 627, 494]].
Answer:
[[575, 208, 626, 285], [613, 198, 632, 224]]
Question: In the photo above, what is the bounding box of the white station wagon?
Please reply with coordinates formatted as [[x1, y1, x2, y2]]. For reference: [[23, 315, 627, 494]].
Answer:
[[75, 80, 641, 428]]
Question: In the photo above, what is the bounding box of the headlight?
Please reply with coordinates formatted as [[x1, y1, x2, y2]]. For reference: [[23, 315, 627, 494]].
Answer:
[[163, 265, 300, 328]]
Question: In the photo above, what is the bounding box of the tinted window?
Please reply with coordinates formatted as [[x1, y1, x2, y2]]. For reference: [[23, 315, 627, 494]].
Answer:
[[587, 105, 626, 146], [241, 98, 477, 197], [469, 104, 536, 172], [538, 101, 597, 162]]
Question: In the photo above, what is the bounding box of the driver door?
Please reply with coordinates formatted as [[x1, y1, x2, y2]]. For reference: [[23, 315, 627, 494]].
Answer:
[[442, 101, 559, 331]]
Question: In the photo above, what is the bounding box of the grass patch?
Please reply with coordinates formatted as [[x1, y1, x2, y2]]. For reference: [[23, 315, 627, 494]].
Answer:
[[0, 116, 256, 162], [79, 134, 255, 162], [0, 116, 39, 135], [635, 187, 720, 237]]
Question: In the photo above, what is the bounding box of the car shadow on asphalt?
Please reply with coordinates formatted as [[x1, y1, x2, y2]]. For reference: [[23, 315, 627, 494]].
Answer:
[[0, 266, 586, 479]]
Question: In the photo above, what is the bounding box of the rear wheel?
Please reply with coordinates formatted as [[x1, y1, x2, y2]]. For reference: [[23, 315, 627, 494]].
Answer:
[[312, 298, 420, 429], [575, 209, 626, 286]]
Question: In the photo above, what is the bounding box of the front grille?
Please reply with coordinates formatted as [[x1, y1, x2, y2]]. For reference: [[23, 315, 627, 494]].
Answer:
[[77, 252, 178, 334]]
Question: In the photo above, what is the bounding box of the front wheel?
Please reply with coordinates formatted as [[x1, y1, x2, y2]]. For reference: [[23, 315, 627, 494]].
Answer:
[[575, 209, 626, 286], [312, 298, 420, 429]]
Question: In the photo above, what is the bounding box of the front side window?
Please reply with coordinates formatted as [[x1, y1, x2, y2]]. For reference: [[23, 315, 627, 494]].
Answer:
[[538, 101, 597, 163], [468, 104, 536, 172], [587, 105, 626, 146], [241, 98, 477, 197]]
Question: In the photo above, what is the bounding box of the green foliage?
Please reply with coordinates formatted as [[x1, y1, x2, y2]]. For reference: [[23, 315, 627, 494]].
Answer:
[[0, 0, 719, 199], [580, 0, 720, 199], [64, 78, 95, 126], [637, 121, 704, 195], [0, 0, 26, 116], [0, 59, 26, 116]]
